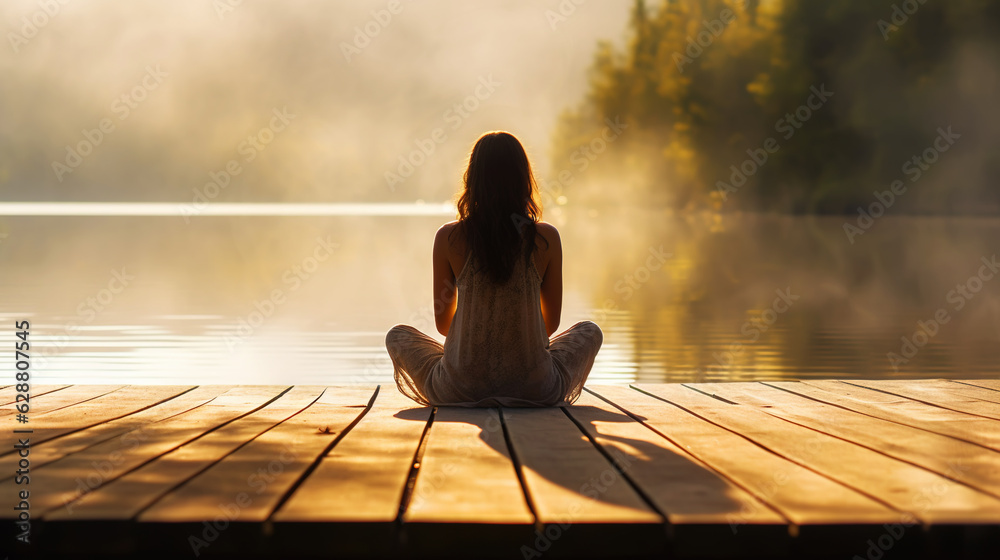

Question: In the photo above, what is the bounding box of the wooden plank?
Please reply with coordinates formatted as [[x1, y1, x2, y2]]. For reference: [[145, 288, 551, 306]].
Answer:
[[564, 392, 787, 558], [46, 386, 328, 520], [503, 406, 659, 524], [847, 380, 1000, 421], [395, 405, 542, 560], [861, 379, 1000, 406], [0, 385, 196, 455], [0, 386, 231, 475], [0, 384, 70, 406], [0, 385, 289, 519], [139, 386, 376, 522], [273, 388, 429, 522], [689, 382, 1000, 502], [636, 384, 1000, 524], [3, 381, 998, 558], [566, 391, 785, 525], [0, 385, 124, 418], [404, 406, 532, 524], [589, 385, 897, 525], [784, 380, 1000, 452], [937, 380, 1000, 405], [955, 379, 1000, 392]]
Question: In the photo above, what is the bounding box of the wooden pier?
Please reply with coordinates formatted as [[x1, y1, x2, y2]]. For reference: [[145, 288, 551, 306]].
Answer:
[[2, 379, 999, 558]]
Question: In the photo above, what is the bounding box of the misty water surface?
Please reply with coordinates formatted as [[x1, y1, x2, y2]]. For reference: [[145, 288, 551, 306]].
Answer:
[[1, 206, 997, 384]]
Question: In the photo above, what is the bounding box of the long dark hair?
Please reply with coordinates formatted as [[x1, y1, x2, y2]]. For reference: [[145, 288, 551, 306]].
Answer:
[[452, 131, 545, 284]]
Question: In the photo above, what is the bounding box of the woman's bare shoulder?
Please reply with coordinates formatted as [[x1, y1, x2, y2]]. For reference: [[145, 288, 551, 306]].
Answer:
[[536, 220, 559, 233], [535, 221, 561, 246], [435, 220, 461, 238], [435, 220, 466, 252]]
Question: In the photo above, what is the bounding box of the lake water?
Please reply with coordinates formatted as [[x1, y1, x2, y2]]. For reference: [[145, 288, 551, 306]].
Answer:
[[2, 205, 998, 385]]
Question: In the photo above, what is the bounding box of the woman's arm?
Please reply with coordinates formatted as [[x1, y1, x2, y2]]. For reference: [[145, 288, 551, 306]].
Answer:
[[432, 224, 458, 336], [538, 223, 562, 337]]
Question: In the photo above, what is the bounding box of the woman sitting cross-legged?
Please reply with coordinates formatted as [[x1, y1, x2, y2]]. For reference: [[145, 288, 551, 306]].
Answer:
[[385, 130, 603, 407]]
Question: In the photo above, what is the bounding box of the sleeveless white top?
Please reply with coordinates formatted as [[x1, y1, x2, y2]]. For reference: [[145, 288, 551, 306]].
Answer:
[[388, 229, 602, 407]]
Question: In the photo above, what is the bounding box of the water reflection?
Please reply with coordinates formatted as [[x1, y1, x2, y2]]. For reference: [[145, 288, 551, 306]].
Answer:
[[1, 206, 998, 384]]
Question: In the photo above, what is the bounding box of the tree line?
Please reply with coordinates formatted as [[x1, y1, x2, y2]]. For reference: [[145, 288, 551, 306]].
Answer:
[[551, 0, 1000, 214]]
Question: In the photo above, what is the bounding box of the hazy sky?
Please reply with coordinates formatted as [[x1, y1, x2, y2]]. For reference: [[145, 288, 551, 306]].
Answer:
[[0, 0, 633, 203]]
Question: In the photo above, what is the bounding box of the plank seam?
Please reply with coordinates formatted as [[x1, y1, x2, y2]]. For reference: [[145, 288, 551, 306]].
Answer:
[[497, 407, 541, 531], [265, 385, 382, 520], [130, 386, 333, 520], [950, 380, 1000, 393], [43, 384, 126, 412], [559, 406, 669, 526], [680, 385, 740, 405], [939, 381, 1000, 404], [0, 387, 238, 475], [47, 386, 296, 517], [627, 385, 909, 522], [394, 404, 438, 523], [764, 382, 1000, 452], [138, 389, 236, 424], [728, 386, 1000, 502], [0, 384, 72, 406], [583, 387, 792, 526], [33, 385, 73, 398], [393, 402, 439, 552], [21, 384, 125, 418], [840, 381, 1000, 421], [0, 386, 202, 455]]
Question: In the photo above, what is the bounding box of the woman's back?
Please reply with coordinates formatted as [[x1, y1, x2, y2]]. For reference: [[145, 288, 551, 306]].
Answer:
[[439, 227, 555, 403]]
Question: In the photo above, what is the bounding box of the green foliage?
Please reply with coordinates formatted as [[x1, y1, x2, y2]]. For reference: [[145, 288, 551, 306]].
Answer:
[[553, 0, 1000, 213]]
